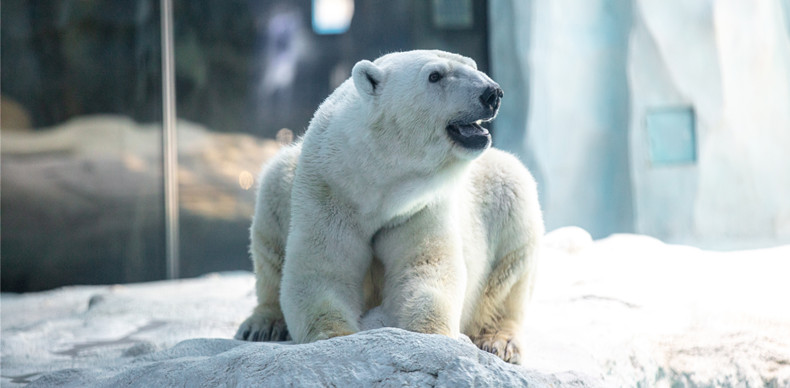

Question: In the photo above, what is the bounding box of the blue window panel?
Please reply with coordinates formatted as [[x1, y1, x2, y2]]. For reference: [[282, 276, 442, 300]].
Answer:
[[646, 107, 697, 165]]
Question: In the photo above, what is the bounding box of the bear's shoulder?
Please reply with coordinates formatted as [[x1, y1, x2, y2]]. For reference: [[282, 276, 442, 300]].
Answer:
[[469, 148, 537, 200]]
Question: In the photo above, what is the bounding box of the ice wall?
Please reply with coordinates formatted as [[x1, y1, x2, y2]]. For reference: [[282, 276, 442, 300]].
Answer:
[[631, 0, 790, 246], [491, 0, 634, 239], [490, 0, 790, 246]]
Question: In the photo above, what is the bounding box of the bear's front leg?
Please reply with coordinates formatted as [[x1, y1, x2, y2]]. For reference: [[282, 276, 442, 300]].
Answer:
[[467, 240, 540, 365], [279, 195, 372, 343], [373, 204, 466, 337]]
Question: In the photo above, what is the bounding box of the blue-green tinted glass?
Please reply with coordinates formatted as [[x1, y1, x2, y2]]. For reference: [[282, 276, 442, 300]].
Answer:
[[646, 107, 697, 165]]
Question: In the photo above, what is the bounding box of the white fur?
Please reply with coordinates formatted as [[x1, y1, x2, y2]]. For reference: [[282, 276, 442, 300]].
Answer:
[[235, 50, 544, 364]]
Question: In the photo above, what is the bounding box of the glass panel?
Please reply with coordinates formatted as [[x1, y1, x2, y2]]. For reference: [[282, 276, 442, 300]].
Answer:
[[1, 0, 166, 291], [171, 0, 490, 278]]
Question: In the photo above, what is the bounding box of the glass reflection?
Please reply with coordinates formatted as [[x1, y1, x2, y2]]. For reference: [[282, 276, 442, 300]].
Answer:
[[1, 0, 165, 292], [1, 0, 490, 291]]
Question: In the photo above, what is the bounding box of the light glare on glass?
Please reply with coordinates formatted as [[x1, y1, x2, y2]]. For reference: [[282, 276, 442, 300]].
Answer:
[[312, 0, 354, 35]]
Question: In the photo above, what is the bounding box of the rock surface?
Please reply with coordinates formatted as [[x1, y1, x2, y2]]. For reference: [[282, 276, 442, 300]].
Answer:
[[2, 231, 789, 387], [25, 331, 596, 388]]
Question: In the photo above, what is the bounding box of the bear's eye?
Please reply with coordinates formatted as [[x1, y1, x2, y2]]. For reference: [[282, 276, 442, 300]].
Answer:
[[428, 71, 443, 83]]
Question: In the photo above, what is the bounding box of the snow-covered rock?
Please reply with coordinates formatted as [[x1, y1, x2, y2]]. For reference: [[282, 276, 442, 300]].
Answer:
[[2, 234, 789, 387]]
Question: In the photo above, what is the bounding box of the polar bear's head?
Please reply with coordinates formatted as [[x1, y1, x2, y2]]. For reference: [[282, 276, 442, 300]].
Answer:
[[351, 50, 503, 161]]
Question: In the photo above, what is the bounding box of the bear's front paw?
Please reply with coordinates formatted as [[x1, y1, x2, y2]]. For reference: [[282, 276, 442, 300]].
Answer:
[[234, 313, 290, 342], [471, 332, 521, 364]]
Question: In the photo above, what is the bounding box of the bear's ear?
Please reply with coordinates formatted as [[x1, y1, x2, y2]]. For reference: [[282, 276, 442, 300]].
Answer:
[[352, 60, 384, 97]]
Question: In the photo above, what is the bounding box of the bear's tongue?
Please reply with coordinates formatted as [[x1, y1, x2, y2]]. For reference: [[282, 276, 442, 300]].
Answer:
[[447, 122, 491, 150], [456, 122, 489, 137]]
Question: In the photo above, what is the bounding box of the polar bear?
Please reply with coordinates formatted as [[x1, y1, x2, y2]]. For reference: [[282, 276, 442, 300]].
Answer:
[[235, 50, 544, 364]]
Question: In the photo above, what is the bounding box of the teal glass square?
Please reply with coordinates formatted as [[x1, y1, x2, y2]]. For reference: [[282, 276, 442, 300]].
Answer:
[[645, 107, 697, 165]]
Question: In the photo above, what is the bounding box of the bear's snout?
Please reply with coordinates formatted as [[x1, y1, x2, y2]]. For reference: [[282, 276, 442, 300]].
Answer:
[[480, 86, 504, 112]]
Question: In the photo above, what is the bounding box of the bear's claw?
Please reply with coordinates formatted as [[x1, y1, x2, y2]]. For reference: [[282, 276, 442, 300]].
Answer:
[[472, 332, 521, 364], [235, 314, 290, 342]]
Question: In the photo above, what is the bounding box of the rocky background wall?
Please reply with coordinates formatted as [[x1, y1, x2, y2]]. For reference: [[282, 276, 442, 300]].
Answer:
[[490, 0, 790, 248]]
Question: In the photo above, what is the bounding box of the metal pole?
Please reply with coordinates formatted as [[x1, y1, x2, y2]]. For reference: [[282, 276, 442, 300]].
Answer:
[[161, 0, 180, 279]]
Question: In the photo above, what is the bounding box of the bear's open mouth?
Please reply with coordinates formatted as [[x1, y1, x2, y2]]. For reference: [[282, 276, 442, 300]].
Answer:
[[446, 120, 492, 150]]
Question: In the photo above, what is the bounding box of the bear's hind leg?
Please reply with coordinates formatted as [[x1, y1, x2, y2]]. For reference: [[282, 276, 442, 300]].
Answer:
[[235, 230, 290, 342], [235, 145, 298, 342]]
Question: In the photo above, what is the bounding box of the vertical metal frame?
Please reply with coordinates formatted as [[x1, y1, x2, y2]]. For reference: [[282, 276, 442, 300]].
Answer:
[[161, 0, 180, 279]]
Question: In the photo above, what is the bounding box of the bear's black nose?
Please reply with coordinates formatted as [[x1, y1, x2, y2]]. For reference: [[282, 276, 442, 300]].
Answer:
[[480, 86, 504, 111]]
